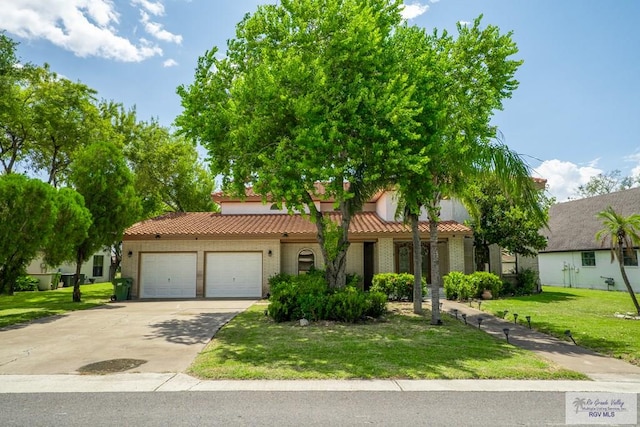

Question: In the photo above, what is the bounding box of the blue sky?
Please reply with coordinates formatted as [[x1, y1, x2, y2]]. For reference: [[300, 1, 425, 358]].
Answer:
[[2, 0, 639, 201]]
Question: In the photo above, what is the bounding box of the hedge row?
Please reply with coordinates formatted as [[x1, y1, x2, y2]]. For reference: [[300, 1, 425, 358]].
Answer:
[[267, 270, 387, 323], [370, 273, 426, 301]]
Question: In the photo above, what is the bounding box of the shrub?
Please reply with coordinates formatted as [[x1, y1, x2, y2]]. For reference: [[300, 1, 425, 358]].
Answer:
[[327, 286, 368, 323], [267, 272, 386, 323], [443, 271, 466, 300], [515, 268, 538, 296], [15, 276, 39, 292], [365, 291, 387, 318], [469, 272, 502, 299], [371, 273, 425, 301]]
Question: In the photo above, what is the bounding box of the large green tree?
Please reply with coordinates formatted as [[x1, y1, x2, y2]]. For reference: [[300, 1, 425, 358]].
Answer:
[[124, 122, 215, 217], [466, 176, 550, 272], [576, 170, 636, 199], [0, 174, 57, 294], [177, 0, 416, 288], [0, 32, 35, 174], [42, 187, 92, 269], [69, 141, 141, 302], [393, 18, 542, 321], [595, 206, 640, 315]]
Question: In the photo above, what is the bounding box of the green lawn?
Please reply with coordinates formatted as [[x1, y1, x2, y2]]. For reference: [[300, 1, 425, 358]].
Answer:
[[0, 283, 113, 328], [480, 286, 640, 366], [189, 302, 585, 380]]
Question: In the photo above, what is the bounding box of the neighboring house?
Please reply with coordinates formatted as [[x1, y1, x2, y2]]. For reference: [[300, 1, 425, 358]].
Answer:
[[538, 187, 640, 292], [26, 247, 112, 287], [121, 189, 474, 299]]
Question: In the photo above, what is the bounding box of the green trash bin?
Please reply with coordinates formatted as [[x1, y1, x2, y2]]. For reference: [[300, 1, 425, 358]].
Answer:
[[112, 278, 133, 301]]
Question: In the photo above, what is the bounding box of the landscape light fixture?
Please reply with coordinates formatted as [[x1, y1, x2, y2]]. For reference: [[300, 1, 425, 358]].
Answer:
[[513, 313, 518, 324], [477, 300, 482, 310], [452, 309, 459, 320], [477, 317, 483, 329], [439, 302, 443, 311], [503, 328, 510, 343], [461, 313, 467, 325], [565, 330, 577, 345], [525, 316, 532, 329]]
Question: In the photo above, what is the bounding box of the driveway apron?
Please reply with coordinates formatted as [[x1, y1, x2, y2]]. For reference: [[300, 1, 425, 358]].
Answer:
[[0, 300, 255, 375]]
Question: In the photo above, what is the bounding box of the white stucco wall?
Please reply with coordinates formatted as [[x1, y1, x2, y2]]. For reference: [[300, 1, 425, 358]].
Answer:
[[539, 250, 640, 292], [26, 248, 112, 283]]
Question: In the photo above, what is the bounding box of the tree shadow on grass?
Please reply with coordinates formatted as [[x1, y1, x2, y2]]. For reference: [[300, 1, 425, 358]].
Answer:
[[196, 309, 579, 380], [145, 312, 236, 345]]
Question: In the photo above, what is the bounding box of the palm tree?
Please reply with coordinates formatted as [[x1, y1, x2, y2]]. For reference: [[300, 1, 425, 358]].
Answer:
[[595, 206, 640, 315]]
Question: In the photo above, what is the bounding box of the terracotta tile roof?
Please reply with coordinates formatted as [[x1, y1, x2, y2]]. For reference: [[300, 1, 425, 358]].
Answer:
[[124, 211, 470, 238], [542, 187, 640, 252]]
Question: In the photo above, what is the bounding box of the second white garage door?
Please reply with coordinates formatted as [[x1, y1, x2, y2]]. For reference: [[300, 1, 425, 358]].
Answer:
[[205, 252, 262, 298], [140, 253, 197, 298]]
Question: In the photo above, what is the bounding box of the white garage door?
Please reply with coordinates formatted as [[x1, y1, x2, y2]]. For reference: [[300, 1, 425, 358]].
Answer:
[[140, 253, 197, 298], [206, 252, 262, 298]]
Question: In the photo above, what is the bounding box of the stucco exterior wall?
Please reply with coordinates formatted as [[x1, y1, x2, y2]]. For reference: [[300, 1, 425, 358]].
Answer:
[[539, 250, 640, 292], [122, 239, 281, 298], [26, 248, 111, 283], [280, 242, 364, 280]]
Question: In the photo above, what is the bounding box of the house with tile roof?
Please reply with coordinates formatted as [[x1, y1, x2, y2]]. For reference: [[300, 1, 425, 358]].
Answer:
[[121, 189, 474, 299], [538, 187, 640, 292]]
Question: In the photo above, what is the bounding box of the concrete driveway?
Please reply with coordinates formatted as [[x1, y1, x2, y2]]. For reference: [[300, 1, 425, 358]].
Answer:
[[0, 300, 255, 375]]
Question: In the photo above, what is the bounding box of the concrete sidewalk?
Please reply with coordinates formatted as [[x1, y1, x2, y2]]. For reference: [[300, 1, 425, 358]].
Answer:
[[1, 373, 640, 393], [441, 299, 640, 383]]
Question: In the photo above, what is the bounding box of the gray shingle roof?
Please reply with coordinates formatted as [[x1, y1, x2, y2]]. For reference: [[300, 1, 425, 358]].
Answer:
[[542, 187, 640, 252]]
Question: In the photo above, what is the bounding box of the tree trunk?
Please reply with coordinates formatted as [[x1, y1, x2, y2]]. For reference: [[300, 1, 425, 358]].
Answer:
[[617, 247, 640, 315], [73, 252, 83, 302], [311, 199, 351, 289], [428, 209, 442, 325], [475, 242, 490, 272], [411, 213, 423, 314]]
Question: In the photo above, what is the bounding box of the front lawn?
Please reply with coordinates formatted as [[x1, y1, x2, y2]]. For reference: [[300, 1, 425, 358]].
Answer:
[[0, 283, 113, 328], [480, 286, 640, 366], [189, 302, 585, 380]]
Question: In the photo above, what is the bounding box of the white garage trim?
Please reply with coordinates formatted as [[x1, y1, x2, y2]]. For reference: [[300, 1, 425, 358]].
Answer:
[[206, 252, 262, 298], [140, 252, 197, 298]]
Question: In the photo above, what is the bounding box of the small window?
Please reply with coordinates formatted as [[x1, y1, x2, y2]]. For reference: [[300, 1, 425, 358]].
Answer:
[[298, 249, 315, 275], [623, 250, 638, 267], [93, 255, 104, 277], [581, 251, 596, 267]]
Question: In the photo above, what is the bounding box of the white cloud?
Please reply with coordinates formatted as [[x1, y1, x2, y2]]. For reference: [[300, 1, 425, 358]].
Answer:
[[0, 0, 174, 62], [534, 159, 602, 202], [401, 2, 429, 20], [163, 58, 177, 67], [140, 10, 182, 44], [131, 0, 165, 16]]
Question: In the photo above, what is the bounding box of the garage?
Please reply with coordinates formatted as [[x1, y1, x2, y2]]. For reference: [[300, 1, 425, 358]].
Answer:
[[140, 253, 197, 298], [205, 252, 262, 298]]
